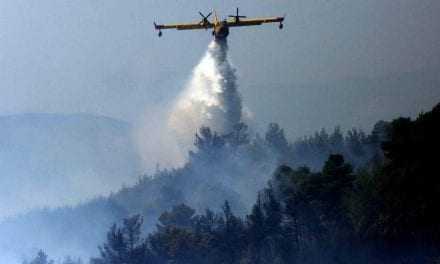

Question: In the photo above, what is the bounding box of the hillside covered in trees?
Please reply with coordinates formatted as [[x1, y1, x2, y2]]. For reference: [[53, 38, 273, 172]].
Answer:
[[2, 109, 383, 262], [24, 103, 440, 263]]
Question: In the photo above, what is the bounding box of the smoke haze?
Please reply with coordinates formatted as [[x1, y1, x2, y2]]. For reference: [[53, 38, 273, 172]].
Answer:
[[1, 1, 440, 262]]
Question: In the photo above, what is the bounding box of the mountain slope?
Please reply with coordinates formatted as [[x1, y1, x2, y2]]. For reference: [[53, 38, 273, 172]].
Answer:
[[0, 113, 142, 219]]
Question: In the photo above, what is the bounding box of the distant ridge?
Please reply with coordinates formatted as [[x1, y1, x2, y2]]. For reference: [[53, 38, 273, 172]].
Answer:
[[0, 112, 142, 220]]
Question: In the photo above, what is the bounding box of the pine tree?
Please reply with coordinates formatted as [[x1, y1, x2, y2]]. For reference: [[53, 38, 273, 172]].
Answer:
[[91, 215, 149, 264], [26, 250, 54, 264]]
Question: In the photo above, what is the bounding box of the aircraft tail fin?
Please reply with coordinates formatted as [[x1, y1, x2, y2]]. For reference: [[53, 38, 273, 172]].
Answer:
[[214, 10, 219, 24]]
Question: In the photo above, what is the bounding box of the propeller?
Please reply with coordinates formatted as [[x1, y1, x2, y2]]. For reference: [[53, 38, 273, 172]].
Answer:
[[228, 8, 246, 22], [279, 14, 286, 29], [198, 11, 213, 27]]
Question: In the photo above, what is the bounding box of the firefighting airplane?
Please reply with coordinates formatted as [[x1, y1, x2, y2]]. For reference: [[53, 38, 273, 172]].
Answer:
[[154, 8, 285, 40]]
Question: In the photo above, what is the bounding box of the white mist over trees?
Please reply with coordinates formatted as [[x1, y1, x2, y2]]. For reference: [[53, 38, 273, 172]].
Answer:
[[169, 39, 243, 150], [136, 39, 245, 172]]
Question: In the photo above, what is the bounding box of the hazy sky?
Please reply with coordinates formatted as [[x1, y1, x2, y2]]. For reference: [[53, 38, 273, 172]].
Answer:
[[1, 0, 439, 138]]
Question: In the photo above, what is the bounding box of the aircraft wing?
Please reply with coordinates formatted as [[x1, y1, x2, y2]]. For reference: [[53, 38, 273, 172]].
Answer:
[[154, 22, 213, 31], [226, 16, 284, 27]]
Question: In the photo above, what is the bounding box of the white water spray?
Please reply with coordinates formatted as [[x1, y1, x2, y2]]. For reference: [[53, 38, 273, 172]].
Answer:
[[169, 39, 243, 146], [137, 40, 246, 171]]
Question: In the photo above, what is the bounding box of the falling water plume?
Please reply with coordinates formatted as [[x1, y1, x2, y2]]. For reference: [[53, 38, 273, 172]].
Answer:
[[169, 39, 243, 149]]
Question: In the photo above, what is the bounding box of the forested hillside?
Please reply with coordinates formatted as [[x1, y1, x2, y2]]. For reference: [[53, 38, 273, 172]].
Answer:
[[27, 103, 440, 263], [4, 113, 384, 262]]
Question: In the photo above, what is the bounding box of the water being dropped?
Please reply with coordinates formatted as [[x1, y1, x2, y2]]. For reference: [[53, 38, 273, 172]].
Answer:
[[169, 39, 243, 145]]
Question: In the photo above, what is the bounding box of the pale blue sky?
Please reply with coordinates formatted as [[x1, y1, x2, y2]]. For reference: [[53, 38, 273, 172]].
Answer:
[[1, 0, 439, 138]]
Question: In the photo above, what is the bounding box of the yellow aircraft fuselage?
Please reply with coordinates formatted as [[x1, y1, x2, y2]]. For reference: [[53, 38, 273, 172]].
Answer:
[[213, 21, 230, 39]]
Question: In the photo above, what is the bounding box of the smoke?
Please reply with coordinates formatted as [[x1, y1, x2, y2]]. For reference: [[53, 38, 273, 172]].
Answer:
[[168, 39, 243, 146], [134, 106, 186, 173]]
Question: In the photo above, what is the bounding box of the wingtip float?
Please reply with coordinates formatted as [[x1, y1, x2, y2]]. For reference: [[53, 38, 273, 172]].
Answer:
[[154, 8, 285, 40]]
